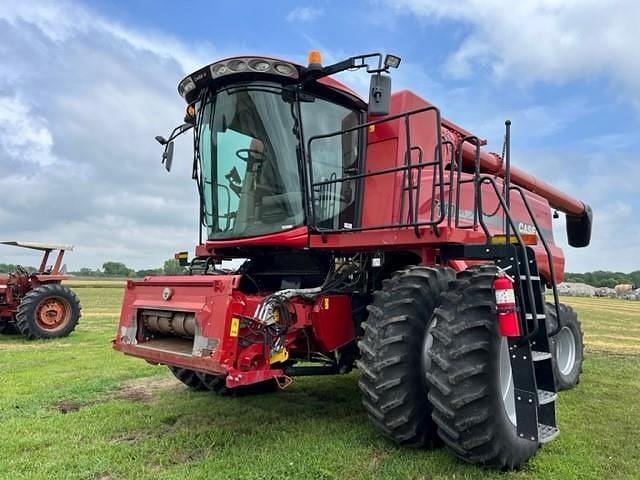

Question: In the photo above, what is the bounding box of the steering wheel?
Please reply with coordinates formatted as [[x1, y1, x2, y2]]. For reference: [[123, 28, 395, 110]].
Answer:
[[236, 148, 266, 163], [14, 265, 28, 276]]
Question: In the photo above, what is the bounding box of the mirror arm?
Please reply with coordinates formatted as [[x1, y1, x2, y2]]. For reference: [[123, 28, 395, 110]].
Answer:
[[167, 123, 193, 143]]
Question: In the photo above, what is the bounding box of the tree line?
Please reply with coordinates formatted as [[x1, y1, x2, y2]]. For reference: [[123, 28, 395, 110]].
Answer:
[[564, 271, 640, 288], [0, 259, 186, 278], [1, 261, 637, 287]]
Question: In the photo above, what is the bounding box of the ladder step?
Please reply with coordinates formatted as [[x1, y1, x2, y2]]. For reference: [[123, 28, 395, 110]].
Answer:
[[520, 275, 541, 281], [532, 350, 552, 361], [538, 423, 560, 443], [525, 313, 546, 320], [537, 389, 557, 405]]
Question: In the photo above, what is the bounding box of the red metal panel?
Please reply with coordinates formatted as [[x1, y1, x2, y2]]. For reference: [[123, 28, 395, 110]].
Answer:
[[361, 139, 398, 227], [310, 295, 354, 352], [200, 226, 309, 256]]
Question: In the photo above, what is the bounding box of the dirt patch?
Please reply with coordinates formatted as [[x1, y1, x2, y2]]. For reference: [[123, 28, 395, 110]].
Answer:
[[110, 431, 154, 444], [56, 400, 84, 414], [112, 376, 179, 403], [370, 451, 388, 468], [53, 375, 180, 415], [174, 448, 210, 464]]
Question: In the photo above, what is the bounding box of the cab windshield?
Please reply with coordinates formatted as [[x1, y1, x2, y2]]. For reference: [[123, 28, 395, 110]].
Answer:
[[198, 84, 303, 239], [197, 82, 359, 240]]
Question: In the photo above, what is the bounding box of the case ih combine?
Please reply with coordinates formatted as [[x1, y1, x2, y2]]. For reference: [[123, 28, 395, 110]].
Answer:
[[113, 52, 591, 469], [1, 242, 81, 339]]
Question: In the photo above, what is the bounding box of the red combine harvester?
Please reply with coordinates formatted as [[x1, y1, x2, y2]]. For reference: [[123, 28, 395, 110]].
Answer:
[[113, 52, 591, 468], [1, 241, 81, 339]]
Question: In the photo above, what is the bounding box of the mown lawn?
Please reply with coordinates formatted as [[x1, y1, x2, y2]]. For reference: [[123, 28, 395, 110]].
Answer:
[[0, 286, 638, 479]]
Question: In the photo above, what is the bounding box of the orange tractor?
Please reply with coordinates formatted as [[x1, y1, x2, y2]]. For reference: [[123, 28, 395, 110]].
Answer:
[[113, 51, 590, 468], [0, 241, 81, 339]]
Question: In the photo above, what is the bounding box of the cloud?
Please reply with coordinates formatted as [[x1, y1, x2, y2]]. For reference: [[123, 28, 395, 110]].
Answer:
[[286, 6, 324, 23], [384, 0, 640, 106], [0, 1, 209, 269], [518, 147, 640, 273], [0, 96, 57, 167]]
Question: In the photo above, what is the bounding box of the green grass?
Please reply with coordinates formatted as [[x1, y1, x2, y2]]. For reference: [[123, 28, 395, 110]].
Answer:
[[0, 287, 638, 479]]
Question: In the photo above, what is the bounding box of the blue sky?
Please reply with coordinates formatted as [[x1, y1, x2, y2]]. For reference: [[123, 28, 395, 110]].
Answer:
[[1, 0, 639, 272]]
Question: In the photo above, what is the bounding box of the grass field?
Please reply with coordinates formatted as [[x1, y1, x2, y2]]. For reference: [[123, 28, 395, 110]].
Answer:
[[0, 285, 638, 480]]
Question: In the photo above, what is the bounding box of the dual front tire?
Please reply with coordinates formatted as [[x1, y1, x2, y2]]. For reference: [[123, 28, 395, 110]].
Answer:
[[356, 266, 456, 447], [358, 265, 584, 469]]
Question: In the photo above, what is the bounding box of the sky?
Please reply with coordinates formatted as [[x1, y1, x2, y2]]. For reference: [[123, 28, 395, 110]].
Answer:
[[0, 0, 639, 273]]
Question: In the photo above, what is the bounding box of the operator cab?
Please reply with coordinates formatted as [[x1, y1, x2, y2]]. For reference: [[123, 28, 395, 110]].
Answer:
[[158, 52, 400, 244]]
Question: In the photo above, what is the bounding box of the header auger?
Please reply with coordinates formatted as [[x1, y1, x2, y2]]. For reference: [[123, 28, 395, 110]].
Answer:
[[113, 51, 590, 469]]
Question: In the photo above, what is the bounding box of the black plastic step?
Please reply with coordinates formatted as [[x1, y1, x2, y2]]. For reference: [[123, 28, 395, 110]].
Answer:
[[519, 275, 540, 281], [537, 389, 557, 405], [538, 423, 560, 443], [532, 350, 552, 361]]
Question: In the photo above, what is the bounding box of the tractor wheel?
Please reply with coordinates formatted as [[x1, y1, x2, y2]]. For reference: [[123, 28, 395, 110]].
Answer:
[[425, 265, 537, 469], [0, 320, 19, 335], [196, 372, 279, 396], [546, 302, 584, 391], [16, 284, 81, 339], [168, 366, 207, 391], [356, 266, 455, 448]]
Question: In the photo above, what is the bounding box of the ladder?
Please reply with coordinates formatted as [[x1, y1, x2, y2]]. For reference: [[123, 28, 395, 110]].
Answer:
[[496, 246, 559, 444]]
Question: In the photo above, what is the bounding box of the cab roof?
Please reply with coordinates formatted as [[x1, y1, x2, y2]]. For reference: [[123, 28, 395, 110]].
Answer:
[[178, 55, 366, 110]]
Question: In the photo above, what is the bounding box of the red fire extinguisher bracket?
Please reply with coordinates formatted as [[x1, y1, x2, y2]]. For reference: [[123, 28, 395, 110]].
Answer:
[[493, 274, 522, 337]]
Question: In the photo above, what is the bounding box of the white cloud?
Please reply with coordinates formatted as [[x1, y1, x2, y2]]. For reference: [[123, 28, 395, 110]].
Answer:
[[0, 0, 208, 270], [0, 96, 57, 166], [385, 0, 640, 105], [286, 6, 324, 22]]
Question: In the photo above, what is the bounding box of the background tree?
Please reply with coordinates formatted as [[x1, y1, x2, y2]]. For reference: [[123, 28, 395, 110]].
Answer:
[[102, 261, 134, 277], [163, 259, 187, 275]]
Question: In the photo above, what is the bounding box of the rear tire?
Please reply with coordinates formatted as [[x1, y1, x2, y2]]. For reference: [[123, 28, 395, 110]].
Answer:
[[168, 366, 207, 391], [426, 265, 537, 469], [16, 284, 81, 339], [0, 320, 19, 335], [357, 266, 455, 448], [546, 302, 584, 391]]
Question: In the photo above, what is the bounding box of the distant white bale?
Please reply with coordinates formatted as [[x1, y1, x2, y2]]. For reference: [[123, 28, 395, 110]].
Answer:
[[595, 287, 616, 297], [558, 282, 596, 297], [615, 284, 634, 295]]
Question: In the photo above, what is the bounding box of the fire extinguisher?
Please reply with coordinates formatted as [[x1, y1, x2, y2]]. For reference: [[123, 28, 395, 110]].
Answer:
[[493, 273, 522, 337]]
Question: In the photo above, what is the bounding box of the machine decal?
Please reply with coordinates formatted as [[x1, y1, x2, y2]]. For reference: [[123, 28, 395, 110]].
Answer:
[[229, 317, 240, 337]]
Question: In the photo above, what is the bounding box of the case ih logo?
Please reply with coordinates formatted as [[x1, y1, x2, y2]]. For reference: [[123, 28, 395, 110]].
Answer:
[[518, 223, 537, 235]]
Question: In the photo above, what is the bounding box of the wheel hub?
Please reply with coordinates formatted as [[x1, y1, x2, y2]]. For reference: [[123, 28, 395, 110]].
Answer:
[[499, 338, 517, 426], [36, 297, 70, 330], [556, 326, 577, 375]]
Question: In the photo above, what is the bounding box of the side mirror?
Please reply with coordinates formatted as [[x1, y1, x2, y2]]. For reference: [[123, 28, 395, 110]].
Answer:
[[162, 141, 174, 172], [368, 73, 391, 117]]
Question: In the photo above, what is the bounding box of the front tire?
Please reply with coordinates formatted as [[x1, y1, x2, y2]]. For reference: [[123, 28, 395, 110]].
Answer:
[[168, 366, 208, 390], [16, 284, 81, 339], [546, 303, 584, 391], [426, 266, 537, 469], [196, 372, 279, 396], [357, 266, 455, 448]]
